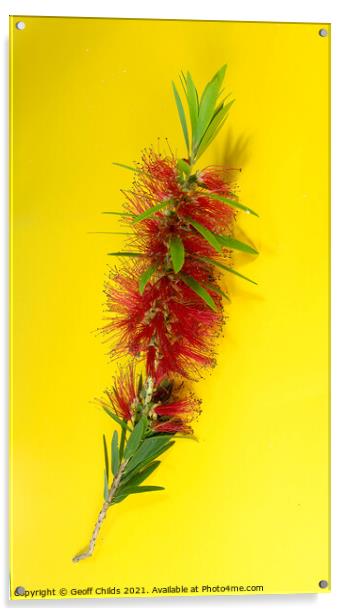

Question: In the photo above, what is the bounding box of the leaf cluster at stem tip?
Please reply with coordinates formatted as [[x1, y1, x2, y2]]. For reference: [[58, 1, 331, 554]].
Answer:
[[172, 65, 235, 165]]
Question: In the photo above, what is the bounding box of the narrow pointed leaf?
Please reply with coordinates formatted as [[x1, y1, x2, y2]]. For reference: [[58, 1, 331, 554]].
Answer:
[[124, 416, 147, 460], [172, 81, 190, 154], [179, 72, 187, 97], [206, 193, 259, 217], [199, 64, 227, 110], [88, 231, 131, 235], [111, 431, 120, 476], [185, 72, 199, 147], [216, 234, 259, 255], [104, 469, 109, 500], [211, 94, 230, 120], [195, 100, 234, 160], [119, 424, 127, 461], [177, 158, 191, 176], [186, 217, 222, 252], [126, 485, 164, 494], [203, 281, 230, 301], [169, 235, 185, 273], [139, 263, 159, 295], [103, 434, 109, 483], [125, 435, 174, 475], [108, 251, 144, 258], [133, 199, 174, 224], [122, 460, 161, 488], [221, 266, 258, 285], [196, 255, 257, 285], [102, 211, 134, 217], [101, 403, 132, 432], [112, 162, 143, 173], [112, 484, 164, 504], [195, 116, 229, 161], [179, 273, 217, 311], [195, 65, 227, 148], [124, 441, 174, 479]]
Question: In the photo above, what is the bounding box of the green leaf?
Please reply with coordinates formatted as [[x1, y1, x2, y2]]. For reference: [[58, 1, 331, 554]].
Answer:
[[112, 162, 143, 173], [104, 469, 109, 501], [132, 199, 174, 224], [185, 72, 199, 149], [125, 435, 174, 475], [169, 236, 185, 273], [88, 231, 131, 235], [216, 234, 259, 255], [196, 255, 257, 285], [199, 64, 227, 110], [212, 94, 230, 119], [195, 65, 227, 149], [103, 434, 109, 481], [195, 100, 234, 160], [139, 263, 159, 295], [103, 434, 109, 500], [125, 441, 174, 479], [119, 424, 127, 461], [101, 403, 132, 432], [195, 116, 228, 162], [102, 211, 134, 217], [179, 72, 187, 97], [111, 431, 120, 476], [122, 460, 161, 488], [107, 252, 144, 257], [186, 217, 222, 252], [206, 193, 259, 218], [112, 485, 164, 504], [179, 273, 217, 311], [172, 82, 190, 155], [177, 158, 191, 176], [203, 282, 230, 301], [125, 485, 164, 494], [123, 416, 147, 460]]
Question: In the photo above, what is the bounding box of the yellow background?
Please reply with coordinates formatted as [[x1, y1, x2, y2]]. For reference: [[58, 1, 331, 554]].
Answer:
[[10, 17, 330, 599]]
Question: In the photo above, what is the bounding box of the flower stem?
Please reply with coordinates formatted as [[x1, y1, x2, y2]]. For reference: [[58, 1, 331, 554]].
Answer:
[[72, 460, 128, 563]]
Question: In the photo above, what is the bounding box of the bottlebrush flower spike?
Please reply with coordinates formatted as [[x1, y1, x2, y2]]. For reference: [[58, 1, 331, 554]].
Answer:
[[103, 261, 224, 380], [99, 366, 199, 434], [73, 65, 259, 563]]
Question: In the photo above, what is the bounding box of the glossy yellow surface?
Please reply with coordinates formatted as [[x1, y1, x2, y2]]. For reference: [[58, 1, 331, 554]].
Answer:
[[10, 17, 330, 599]]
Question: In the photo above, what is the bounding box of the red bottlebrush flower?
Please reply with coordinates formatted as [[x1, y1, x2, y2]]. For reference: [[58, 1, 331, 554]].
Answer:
[[119, 151, 238, 257], [153, 420, 192, 434], [98, 363, 199, 435], [141, 149, 186, 201], [151, 388, 200, 434], [178, 193, 235, 236], [124, 149, 185, 219], [101, 362, 137, 422], [103, 261, 224, 382], [197, 166, 235, 194], [154, 400, 191, 416]]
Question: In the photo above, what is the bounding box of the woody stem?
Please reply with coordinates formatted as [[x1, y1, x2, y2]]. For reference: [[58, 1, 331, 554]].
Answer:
[[72, 460, 128, 563]]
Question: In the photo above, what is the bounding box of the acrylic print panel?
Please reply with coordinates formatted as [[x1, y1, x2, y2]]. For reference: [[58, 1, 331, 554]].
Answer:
[[10, 16, 330, 599]]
